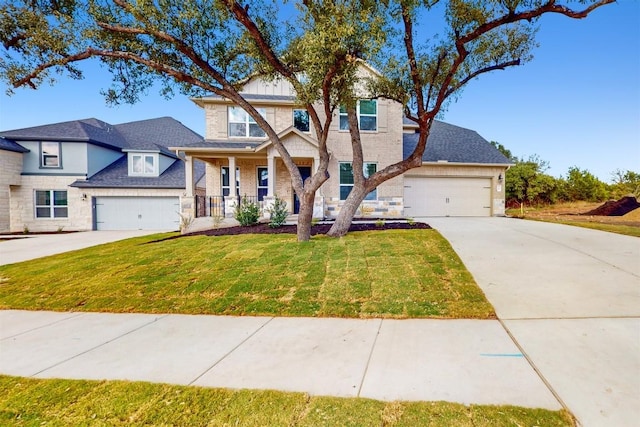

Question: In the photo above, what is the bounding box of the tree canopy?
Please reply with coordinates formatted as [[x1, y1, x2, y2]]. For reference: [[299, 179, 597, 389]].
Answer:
[[1, 0, 615, 239]]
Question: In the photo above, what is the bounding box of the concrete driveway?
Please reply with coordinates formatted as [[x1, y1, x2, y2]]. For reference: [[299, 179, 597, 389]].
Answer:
[[0, 230, 163, 266], [427, 217, 640, 427]]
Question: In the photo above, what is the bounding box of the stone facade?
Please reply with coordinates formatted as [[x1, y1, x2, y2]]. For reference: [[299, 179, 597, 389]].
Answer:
[[9, 175, 86, 233], [0, 150, 23, 232]]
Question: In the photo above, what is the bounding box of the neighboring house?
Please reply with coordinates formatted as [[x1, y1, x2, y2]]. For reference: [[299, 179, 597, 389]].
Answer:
[[170, 65, 511, 221], [0, 117, 204, 233]]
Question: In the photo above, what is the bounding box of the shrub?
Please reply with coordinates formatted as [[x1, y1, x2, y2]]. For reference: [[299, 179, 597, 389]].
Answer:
[[178, 212, 194, 233], [234, 196, 260, 226], [267, 196, 289, 228]]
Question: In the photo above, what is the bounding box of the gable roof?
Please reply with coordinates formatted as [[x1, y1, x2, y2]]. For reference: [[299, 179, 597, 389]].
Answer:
[[70, 156, 206, 189], [0, 118, 128, 150], [403, 120, 512, 165], [115, 117, 202, 158], [0, 116, 202, 156]]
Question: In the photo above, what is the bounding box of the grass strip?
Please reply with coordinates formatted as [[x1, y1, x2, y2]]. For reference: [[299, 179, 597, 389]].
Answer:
[[0, 375, 574, 426], [0, 230, 494, 319]]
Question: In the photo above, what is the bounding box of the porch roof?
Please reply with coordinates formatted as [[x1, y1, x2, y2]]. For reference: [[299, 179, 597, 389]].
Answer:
[[170, 139, 264, 154]]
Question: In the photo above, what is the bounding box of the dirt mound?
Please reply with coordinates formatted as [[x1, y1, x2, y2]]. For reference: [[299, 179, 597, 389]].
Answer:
[[583, 196, 640, 216]]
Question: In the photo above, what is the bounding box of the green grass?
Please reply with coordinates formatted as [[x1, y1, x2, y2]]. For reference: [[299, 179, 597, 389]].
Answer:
[[0, 375, 575, 426], [531, 218, 640, 237], [0, 229, 494, 319]]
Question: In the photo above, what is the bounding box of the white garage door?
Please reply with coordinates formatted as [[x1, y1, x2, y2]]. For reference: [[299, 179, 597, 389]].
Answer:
[[95, 197, 180, 230], [404, 177, 491, 217]]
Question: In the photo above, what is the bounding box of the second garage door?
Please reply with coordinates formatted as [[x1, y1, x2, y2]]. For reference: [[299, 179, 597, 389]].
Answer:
[[404, 177, 491, 217], [94, 197, 180, 230]]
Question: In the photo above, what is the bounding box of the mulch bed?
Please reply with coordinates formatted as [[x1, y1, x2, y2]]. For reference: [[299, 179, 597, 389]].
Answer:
[[183, 221, 431, 237], [583, 196, 640, 216]]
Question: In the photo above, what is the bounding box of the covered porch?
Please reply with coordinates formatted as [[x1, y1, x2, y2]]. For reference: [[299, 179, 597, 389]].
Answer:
[[175, 128, 325, 220]]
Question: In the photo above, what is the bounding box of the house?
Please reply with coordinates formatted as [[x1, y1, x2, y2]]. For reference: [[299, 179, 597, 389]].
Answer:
[[0, 117, 204, 233], [1, 66, 511, 233], [170, 68, 511, 221]]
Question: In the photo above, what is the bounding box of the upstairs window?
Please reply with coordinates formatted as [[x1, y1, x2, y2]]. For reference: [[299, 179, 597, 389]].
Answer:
[[40, 142, 61, 168], [339, 162, 377, 201], [130, 154, 156, 175], [293, 109, 310, 133], [339, 100, 377, 132], [228, 107, 267, 138], [35, 190, 68, 218]]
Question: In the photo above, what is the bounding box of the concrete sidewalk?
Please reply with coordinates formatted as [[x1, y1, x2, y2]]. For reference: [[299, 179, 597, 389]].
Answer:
[[0, 310, 560, 409]]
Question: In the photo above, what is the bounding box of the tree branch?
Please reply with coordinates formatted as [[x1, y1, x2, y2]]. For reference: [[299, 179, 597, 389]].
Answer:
[[444, 58, 521, 99]]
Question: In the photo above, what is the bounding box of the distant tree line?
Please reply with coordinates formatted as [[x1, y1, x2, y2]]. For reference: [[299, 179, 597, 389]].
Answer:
[[490, 142, 640, 207]]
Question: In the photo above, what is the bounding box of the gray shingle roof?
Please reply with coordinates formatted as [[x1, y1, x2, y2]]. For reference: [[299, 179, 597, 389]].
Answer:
[[71, 157, 205, 189], [403, 120, 511, 164], [0, 118, 129, 150], [1, 116, 206, 190], [0, 138, 29, 153], [114, 117, 202, 157]]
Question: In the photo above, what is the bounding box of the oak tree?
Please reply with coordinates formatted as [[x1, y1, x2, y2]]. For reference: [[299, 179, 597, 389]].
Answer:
[[1, 0, 614, 239]]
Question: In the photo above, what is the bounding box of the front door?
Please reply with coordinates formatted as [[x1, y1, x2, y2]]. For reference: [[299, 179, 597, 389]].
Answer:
[[293, 166, 312, 214]]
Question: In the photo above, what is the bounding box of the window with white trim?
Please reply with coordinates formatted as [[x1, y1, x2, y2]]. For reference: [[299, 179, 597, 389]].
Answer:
[[293, 109, 310, 133], [35, 190, 68, 218], [257, 167, 268, 201], [339, 162, 377, 201], [130, 154, 156, 175], [40, 142, 61, 168], [228, 107, 267, 138], [339, 100, 377, 132], [222, 167, 240, 196]]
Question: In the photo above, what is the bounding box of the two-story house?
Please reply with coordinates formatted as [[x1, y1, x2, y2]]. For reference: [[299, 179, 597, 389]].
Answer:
[[171, 67, 511, 221], [0, 117, 204, 233]]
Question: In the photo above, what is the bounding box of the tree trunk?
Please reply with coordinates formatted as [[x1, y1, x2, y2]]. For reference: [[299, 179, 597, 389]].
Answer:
[[326, 185, 368, 237], [296, 191, 316, 242]]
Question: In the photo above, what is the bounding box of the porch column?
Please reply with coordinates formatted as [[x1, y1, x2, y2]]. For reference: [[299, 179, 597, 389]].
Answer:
[[180, 154, 196, 228], [228, 156, 237, 196], [312, 156, 324, 219], [267, 155, 276, 197], [263, 155, 277, 220], [185, 155, 195, 197], [225, 156, 238, 218]]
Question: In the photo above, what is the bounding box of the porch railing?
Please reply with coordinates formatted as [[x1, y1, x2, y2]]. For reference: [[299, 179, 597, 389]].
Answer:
[[195, 195, 264, 218]]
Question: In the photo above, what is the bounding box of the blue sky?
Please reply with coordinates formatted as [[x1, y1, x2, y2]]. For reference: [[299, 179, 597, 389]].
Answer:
[[0, 1, 638, 183]]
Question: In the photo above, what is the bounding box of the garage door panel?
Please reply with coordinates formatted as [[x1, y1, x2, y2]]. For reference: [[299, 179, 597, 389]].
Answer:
[[95, 197, 180, 230], [404, 177, 491, 217]]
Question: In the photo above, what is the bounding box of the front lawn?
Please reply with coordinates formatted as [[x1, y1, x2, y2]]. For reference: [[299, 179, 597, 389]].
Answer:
[[0, 376, 574, 426], [0, 229, 494, 319]]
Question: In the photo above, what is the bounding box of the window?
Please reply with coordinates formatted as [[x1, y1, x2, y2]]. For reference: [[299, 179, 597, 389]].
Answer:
[[222, 167, 240, 196], [339, 100, 377, 132], [131, 154, 156, 175], [40, 142, 61, 168], [228, 107, 267, 138], [35, 190, 68, 218], [293, 109, 310, 133], [339, 162, 377, 201], [257, 167, 268, 201]]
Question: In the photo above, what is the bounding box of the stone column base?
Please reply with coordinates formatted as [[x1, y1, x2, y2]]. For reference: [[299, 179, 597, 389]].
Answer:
[[262, 196, 276, 219], [224, 196, 239, 218]]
